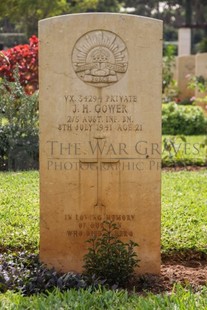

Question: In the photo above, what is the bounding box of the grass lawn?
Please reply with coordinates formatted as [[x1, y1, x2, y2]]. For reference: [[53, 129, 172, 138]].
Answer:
[[162, 135, 207, 166], [1, 285, 207, 309], [0, 170, 206, 255], [0, 169, 207, 308], [0, 171, 39, 252], [162, 170, 207, 254]]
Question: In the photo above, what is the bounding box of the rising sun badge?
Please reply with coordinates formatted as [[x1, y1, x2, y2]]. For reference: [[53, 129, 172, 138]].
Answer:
[[72, 30, 128, 88]]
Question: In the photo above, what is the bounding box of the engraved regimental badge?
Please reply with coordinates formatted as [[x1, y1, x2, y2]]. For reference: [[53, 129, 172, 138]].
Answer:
[[72, 30, 128, 88]]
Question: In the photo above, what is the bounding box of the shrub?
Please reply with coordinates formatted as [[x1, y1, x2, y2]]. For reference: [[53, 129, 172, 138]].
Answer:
[[0, 252, 87, 296], [162, 102, 207, 135], [198, 37, 207, 53], [0, 35, 38, 94], [178, 98, 193, 106], [83, 221, 139, 287], [0, 70, 38, 170], [162, 45, 176, 91]]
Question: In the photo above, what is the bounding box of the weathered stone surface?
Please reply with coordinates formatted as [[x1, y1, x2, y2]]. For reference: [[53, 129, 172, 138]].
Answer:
[[176, 55, 195, 101], [39, 13, 162, 274]]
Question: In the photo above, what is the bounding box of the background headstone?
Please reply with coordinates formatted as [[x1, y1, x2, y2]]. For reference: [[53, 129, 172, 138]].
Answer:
[[176, 55, 195, 101], [195, 53, 207, 96], [39, 13, 163, 274], [178, 28, 191, 56], [195, 53, 207, 114]]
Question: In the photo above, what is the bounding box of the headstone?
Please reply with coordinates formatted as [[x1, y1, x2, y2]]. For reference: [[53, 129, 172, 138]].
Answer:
[[195, 53, 207, 113], [39, 14, 162, 274], [195, 53, 207, 96], [176, 55, 195, 101], [178, 28, 191, 56]]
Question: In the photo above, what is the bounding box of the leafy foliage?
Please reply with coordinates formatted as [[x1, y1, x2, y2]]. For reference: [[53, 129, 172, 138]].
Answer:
[[0, 252, 87, 295], [123, 1, 207, 37], [83, 221, 139, 286], [198, 38, 207, 53], [0, 71, 38, 170], [1, 284, 207, 309], [188, 75, 207, 94], [162, 135, 207, 167], [0, 35, 38, 94], [162, 103, 207, 135], [69, 0, 122, 13], [187, 74, 207, 108], [162, 44, 179, 104], [0, 0, 122, 37], [162, 44, 176, 93], [0, 0, 69, 37]]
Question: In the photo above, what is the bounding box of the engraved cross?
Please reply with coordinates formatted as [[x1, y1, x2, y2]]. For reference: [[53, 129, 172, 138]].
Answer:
[[80, 137, 119, 207]]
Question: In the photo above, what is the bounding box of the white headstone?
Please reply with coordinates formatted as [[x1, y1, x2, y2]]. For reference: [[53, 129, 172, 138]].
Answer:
[[176, 55, 195, 100], [39, 13, 163, 274], [178, 28, 191, 56]]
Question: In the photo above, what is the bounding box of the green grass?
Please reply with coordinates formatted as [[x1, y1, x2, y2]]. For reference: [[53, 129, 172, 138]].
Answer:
[[162, 135, 207, 166], [162, 170, 207, 254], [0, 171, 39, 252], [0, 170, 207, 255], [0, 285, 207, 309]]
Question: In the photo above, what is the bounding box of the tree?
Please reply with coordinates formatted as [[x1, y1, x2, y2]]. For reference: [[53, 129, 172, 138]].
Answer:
[[123, 0, 207, 28], [1, 0, 207, 51], [0, 0, 69, 37], [68, 0, 122, 13], [122, 0, 207, 49], [0, 0, 122, 38]]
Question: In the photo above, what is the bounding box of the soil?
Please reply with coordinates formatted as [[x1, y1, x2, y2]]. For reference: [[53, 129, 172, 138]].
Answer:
[[162, 165, 207, 172], [134, 254, 207, 294]]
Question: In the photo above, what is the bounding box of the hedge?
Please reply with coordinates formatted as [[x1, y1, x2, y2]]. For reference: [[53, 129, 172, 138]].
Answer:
[[162, 102, 207, 135]]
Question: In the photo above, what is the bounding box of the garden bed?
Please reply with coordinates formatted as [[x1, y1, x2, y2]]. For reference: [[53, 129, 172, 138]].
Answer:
[[134, 258, 207, 294]]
